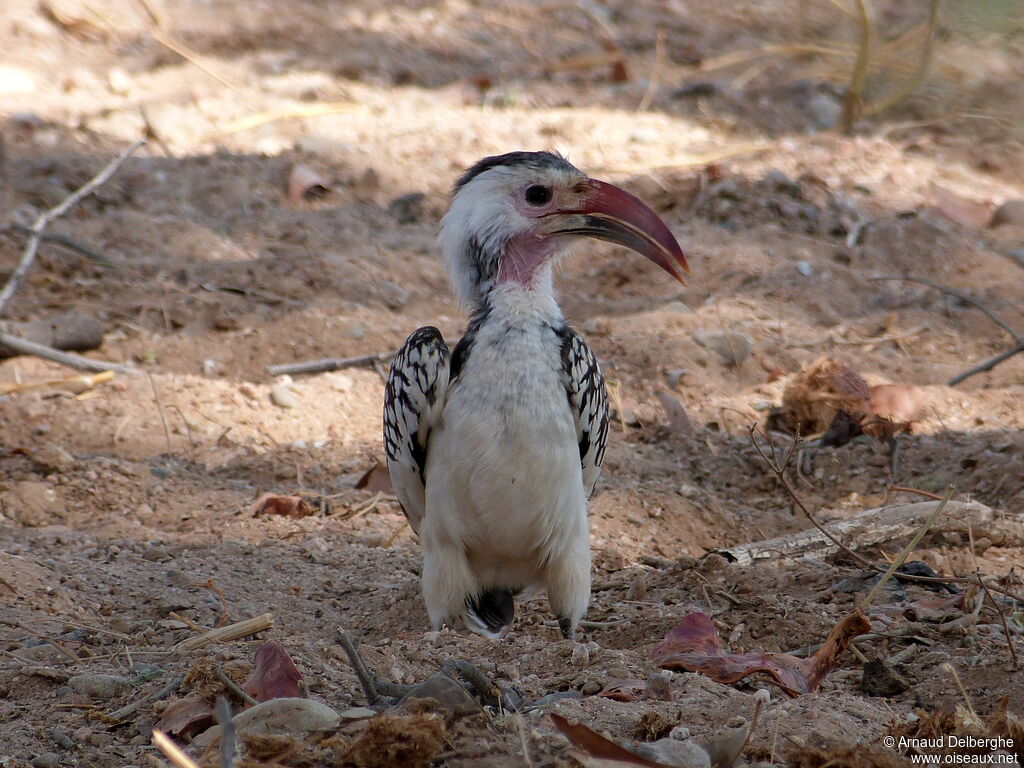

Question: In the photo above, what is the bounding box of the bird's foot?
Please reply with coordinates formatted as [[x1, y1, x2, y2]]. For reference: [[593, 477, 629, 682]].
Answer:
[[557, 616, 576, 642]]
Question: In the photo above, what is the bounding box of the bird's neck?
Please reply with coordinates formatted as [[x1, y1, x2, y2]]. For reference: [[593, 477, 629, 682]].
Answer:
[[474, 265, 562, 327]]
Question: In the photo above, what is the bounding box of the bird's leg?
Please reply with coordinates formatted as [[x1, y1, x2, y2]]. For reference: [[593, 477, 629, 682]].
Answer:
[[887, 435, 902, 481], [557, 616, 576, 642], [544, 544, 591, 643], [421, 541, 477, 632]]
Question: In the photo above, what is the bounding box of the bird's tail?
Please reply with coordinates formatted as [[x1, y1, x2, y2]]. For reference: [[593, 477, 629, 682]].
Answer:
[[464, 588, 517, 639]]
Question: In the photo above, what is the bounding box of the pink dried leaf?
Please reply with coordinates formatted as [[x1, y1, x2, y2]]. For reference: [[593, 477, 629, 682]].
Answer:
[[287, 163, 330, 203], [651, 608, 870, 697], [241, 641, 305, 702]]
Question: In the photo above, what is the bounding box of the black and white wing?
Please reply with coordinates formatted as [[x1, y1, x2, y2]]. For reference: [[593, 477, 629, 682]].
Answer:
[[558, 327, 610, 497], [383, 326, 451, 534]]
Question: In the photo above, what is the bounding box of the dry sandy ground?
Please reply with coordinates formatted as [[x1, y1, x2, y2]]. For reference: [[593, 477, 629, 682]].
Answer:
[[0, 1, 1023, 767]]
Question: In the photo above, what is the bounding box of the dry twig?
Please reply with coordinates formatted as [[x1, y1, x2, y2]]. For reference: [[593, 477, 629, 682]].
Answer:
[[839, 0, 873, 134], [214, 666, 258, 706], [215, 696, 236, 768], [861, 486, 953, 608], [637, 30, 666, 112], [108, 672, 184, 722], [0, 140, 144, 316], [872, 275, 1024, 385], [977, 574, 1019, 670], [267, 353, 391, 378], [748, 426, 1024, 602], [334, 627, 411, 704]]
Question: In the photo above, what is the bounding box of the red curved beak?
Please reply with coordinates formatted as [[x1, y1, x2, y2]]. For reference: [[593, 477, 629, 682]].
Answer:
[[552, 178, 689, 284]]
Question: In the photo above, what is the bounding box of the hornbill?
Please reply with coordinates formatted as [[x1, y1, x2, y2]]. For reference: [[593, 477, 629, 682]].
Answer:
[[383, 151, 687, 639]]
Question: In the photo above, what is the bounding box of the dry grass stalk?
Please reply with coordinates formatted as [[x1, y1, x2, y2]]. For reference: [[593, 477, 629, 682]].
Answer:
[[860, 486, 953, 608], [152, 729, 201, 768], [175, 613, 274, 654]]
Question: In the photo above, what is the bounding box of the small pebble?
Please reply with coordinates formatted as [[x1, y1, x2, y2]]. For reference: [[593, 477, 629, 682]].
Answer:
[[68, 673, 131, 700], [691, 330, 752, 366], [570, 644, 590, 667], [644, 673, 673, 701], [991, 199, 1024, 227], [270, 384, 298, 409], [795, 260, 813, 276], [51, 728, 73, 750], [31, 754, 59, 768], [669, 725, 691, 740]]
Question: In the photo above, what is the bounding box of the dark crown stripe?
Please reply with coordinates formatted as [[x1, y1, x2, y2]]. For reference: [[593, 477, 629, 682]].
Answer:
[[453, 150, 572, 195]]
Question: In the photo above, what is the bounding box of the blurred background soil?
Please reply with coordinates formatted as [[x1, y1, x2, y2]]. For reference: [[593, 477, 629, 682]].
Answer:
[[0, 1, 1022, 766]]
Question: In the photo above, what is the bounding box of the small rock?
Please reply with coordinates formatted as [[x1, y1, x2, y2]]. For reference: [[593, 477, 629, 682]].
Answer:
[[31, 443, 75, 473], [388, 192, 427, 224], [663, 300, 692, 314], [68, 673, 131, 700], [570, 644, 590, 667], [339, 707, 377, 721], [31, 754, 59, 768], [194, 698, 340, 747], [270, 384, 298, 409], [861, 659, 911, 697], [527, 690, 582, 710], [1006, 249, 1024, 268], [1, 482, 65, 526], [669, 725, 691, 741], [107, 67, 131, 94], [807, 92, 841, 130], [795, 260, 813, 276], [239, 383, 259, 401], [51, 728, 74, 750], [0, 65, 36, 94], [634, 738, 712, 768], [345, 324, 365, 340], [377, 280, 410, 309], [644, 673, 673, 702], [327, 373, 354, 392], [400, 674, 481, 719], [692, 330, 752, 366], [580, 679, 603, 696], [625, 572, 648, 602], [991, 199, 1024, 227]]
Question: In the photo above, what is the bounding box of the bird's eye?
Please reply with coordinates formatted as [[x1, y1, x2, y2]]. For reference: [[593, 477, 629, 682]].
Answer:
[[524, 185, 553, 206]]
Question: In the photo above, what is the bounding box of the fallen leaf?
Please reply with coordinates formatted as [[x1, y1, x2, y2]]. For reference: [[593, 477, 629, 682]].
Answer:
[[242, 641, 305, 702], [155, 694, 214, 737], [250, 494, 313, 518], [869, 384, 926, 426], [930, 182, 994, 228], [550, 714, 678, 768], [903, 593, 964, 622], [655, 389, 693, 434], [287, 163, 330, 203], [651, 608, 871, 697], [597, 678, 646, 702], [355, 460, 394, 494]]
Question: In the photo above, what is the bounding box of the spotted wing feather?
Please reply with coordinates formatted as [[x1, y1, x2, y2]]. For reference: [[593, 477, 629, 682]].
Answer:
[[383, 327, 451, 534], [559, 328, 610, 497]]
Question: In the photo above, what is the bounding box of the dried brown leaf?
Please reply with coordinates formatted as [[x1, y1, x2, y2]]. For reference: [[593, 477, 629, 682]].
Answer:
[[355, 460, 394, 494], [242, 641, 305, 702], [930, 182, 994, 229], [155, 694, 214, 737], [597, 678, 646, 702], [550, 714, 677, 768], [651, 608, 871, 697], [250, 493, 313, 518]]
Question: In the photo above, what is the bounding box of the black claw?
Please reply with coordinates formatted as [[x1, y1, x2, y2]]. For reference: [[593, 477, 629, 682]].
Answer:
[[557, 616, 575, 641]]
